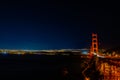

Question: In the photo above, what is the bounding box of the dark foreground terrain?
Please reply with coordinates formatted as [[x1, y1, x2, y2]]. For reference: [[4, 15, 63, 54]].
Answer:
[[0, 54, 101, 80], [0, 54, 84, 80]]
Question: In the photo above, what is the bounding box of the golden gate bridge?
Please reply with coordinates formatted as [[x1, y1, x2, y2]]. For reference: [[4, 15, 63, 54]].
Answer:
[[80, 33, 120, 80]]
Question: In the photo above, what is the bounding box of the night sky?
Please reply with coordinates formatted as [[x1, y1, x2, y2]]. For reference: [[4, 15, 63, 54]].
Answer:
[[0, 1, 117, 50]]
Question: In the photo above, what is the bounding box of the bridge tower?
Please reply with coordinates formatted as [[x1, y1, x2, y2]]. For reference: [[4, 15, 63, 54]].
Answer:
[[90, 33, 99, 55]]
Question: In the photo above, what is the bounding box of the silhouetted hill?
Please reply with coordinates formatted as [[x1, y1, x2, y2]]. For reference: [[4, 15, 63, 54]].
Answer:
[[0, 54, 83, 80], [0, 54, 101, 80]]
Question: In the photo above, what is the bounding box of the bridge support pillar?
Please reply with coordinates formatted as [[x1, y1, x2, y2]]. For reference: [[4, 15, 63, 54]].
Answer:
[[90, 33, 98, 55]]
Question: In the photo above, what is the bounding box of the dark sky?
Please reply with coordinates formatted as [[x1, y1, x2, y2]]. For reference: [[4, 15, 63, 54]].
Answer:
[[0, 1, 116, 50]]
